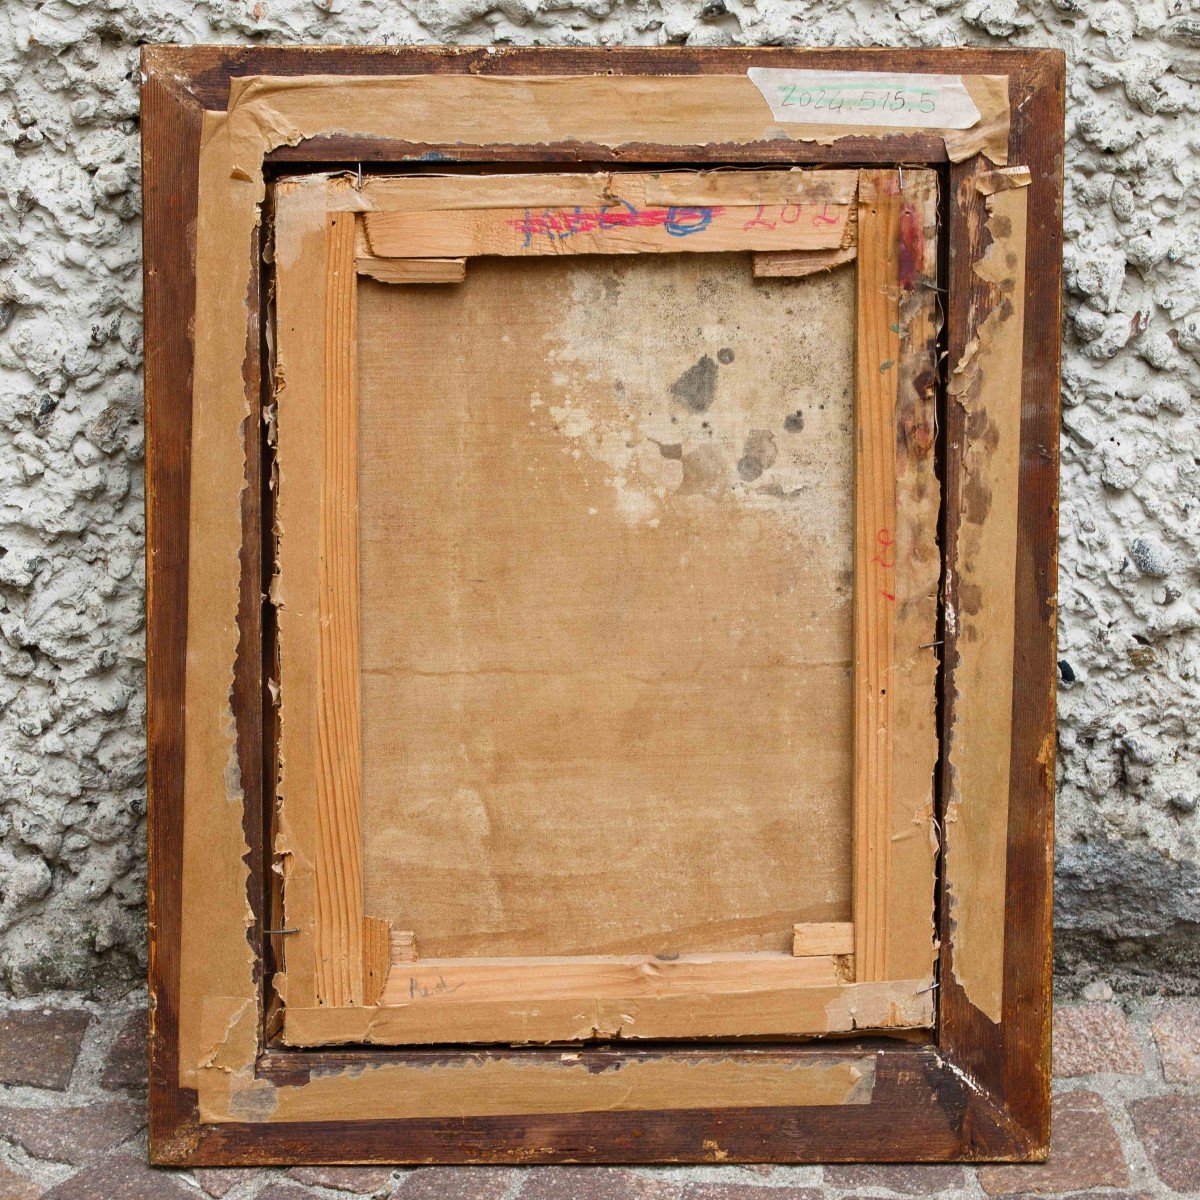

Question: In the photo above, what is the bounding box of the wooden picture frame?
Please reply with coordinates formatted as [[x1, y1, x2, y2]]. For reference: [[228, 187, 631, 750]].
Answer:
[[144, 45, 1063, 1166]]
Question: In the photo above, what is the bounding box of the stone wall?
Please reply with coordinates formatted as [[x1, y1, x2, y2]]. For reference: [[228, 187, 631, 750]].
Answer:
[[0, 0, 1197, 998]]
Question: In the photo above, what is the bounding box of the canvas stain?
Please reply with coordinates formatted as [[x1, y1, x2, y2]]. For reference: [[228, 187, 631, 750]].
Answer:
[[784, 410, 805, 433], [737, 429, 778, 482], [898, 202, 926, 292], [671, 355, 718, 413], [678, 444, 725, 494], [717, 347, 734, 365]]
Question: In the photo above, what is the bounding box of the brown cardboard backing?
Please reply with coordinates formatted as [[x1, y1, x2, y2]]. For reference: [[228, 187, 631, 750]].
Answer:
[[220, 74, 1008, 170], [944, 178, 1030, 1022], [199, 1049, 878, 1124]]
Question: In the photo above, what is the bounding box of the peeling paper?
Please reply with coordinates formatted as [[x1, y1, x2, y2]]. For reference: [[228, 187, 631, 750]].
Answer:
[[943, 183, 1029, 1024], [200, 1051, 876, 1125], [220, 72, 1008, 172], [177, 112, 262, 1091], [975, 166, 1033, 195]]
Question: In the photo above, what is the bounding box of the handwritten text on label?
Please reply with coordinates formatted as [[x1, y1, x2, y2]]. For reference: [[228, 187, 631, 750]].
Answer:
[[747, 69, 982, 131]]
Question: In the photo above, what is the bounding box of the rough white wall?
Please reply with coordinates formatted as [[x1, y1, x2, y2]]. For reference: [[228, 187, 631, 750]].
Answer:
[[0, 0, 1197, 998]]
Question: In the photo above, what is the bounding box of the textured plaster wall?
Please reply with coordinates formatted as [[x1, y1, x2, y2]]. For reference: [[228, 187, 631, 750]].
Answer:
[[0, 0, 1197, 999]]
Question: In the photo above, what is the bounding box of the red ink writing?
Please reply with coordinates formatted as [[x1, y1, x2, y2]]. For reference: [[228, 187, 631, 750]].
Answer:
[[743, 204, 776, 231], [875, 528, 896, 603], [510, 199, 721, 247]]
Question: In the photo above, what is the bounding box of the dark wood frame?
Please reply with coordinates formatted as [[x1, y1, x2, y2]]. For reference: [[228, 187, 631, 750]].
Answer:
[[144, 45, 1063, 1166]]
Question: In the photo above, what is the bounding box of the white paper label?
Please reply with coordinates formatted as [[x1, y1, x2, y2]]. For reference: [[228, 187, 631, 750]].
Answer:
[[747, 69, 982, 130]]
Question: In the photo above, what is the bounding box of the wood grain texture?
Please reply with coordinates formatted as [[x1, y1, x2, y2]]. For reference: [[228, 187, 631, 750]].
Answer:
[[143, 63, 206, 1164], [362, 916, 391, 1006], [793, 922, 856, 956], [272, 177, 333, 1014], [364, 201, 854, 259], [286, 969, 932, 1046], [356, 255, 465, 284], [314, 211, 364, 1007], [754, 246, 857, 278], [853, 170, 901, 984], [143, 44, 1061, 1166], [380, 952, 843, 1004], [391, 929, 418, 963]]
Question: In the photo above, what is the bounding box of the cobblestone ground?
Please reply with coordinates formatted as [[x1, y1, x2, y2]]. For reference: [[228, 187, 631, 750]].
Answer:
[[0, 995, 1198, 1199]]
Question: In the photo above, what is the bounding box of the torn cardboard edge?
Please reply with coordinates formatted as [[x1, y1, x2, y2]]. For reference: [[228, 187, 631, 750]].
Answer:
[[943, 182, 1030, 1025], [200, 1050, 879, 1125], [178, 70, 1008, 1123], [975, 166, 1032, 195]]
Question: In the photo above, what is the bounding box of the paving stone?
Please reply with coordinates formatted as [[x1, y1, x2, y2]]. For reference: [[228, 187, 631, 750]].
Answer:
[[824, 1164, 968, 1194], [1052, 1003, 1143, 1076], [192, 1167, 266, 1197], [290, 1165, 395, 1194], [0, 1100, 145, 1166], [100, 1009, 148, 1094], [976, 1090, 1129, 1196], [392, 1166, 515, 1200], [1129, 1093, 1200, 1192], [516, 1167, 678, 1200], [1150, 1000, 1200, 1084], [40, 1153, 197, 1200], [259, 1187, 318, 1200], [0, 1161, 45, 1200], [0, 1010, 91, 1091], [1053, 1193, 1153, 1200], [681, 1187, 820, 1200]]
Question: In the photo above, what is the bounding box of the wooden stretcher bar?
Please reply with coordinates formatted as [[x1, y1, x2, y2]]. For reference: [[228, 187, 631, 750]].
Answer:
[[270, 166, 940, 1050]]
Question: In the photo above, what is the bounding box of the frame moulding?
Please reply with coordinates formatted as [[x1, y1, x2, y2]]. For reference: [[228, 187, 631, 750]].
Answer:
[[143, 44, 1063, 1165]]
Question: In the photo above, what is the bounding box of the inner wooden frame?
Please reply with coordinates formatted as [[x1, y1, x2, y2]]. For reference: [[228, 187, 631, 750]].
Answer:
[[143, 45, 1063, 1166], [271, 167, 941, 1047]]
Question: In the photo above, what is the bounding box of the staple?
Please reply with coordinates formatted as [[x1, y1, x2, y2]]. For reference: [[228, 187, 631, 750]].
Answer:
[[263, 927, 300, 936]]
